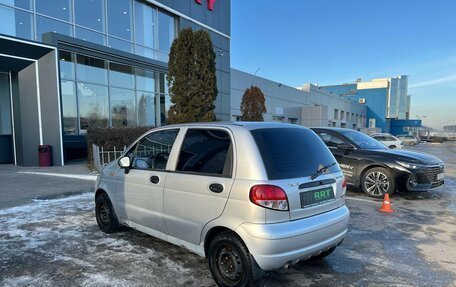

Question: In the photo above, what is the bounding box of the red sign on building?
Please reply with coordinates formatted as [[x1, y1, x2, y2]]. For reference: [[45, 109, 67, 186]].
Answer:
[[195, 0, 216, 11]]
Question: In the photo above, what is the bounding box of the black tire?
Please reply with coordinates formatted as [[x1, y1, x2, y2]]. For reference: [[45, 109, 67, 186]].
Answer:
[[95, 193, 119, 233], [361, 167, 396, 198], [389, 145, 397, 149], [311, 246, 337, 260], [208, 231, 261, 287]]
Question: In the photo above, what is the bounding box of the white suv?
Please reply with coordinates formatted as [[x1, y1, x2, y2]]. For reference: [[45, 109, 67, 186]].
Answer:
[[371, 133, 404, 149], [95, 122, 349, 286]]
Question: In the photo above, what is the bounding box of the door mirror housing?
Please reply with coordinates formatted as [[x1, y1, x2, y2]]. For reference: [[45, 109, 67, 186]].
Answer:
[[118, 156, 131, 173], [337, 143, 355, 151]]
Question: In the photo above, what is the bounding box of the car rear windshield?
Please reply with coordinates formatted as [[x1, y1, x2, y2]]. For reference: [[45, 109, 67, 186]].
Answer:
[[251, 128, 340, 180]]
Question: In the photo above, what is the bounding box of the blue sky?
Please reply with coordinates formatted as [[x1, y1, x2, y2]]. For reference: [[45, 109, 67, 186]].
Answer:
[[231, 0, 456, 129]]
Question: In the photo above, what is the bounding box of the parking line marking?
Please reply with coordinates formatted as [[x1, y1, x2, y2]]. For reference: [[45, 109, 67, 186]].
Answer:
[[18, 171, 97, 181], [346, 196, 380, 204]]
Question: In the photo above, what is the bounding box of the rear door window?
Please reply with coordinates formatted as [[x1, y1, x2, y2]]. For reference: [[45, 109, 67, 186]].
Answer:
[[251, 128, 340, 180], [176, 129, 233, 177]]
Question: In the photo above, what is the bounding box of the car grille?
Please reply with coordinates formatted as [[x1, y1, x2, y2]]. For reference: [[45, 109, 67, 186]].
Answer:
[[423, 166, 444, 184]]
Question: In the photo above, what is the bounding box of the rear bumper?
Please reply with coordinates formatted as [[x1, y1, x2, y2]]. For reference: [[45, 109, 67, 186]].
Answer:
[[235, 205, 349, 271]]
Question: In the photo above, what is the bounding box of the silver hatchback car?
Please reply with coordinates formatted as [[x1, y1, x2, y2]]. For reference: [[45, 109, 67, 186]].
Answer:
[[95, 122, 349, 286]]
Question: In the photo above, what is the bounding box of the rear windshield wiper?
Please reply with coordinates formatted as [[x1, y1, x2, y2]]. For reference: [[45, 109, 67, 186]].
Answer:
[[311, 162, 337, 180]]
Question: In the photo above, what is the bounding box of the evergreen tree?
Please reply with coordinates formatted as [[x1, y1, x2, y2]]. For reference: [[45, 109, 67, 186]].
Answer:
[[167, 28, 217, 123], [240, 86, 267, 121]]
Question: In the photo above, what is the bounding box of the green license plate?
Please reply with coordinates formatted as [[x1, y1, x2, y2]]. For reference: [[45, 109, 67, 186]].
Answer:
[[300, 187, 334, 208]]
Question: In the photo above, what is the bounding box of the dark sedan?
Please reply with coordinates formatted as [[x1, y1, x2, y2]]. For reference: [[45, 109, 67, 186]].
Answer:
[[311, 128, 445, 198]]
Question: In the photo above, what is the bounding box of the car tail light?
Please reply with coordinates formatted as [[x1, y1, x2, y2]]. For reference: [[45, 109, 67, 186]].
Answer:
[[342, 177, 347, 196], [249, 185, 289, 211]]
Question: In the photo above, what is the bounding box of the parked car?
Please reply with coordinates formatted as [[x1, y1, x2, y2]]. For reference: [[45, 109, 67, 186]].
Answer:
[[397, 135, 420, 146], [95, 122, 349, 286], [370, 133, 404, 149], [311, 128, 445, 198]]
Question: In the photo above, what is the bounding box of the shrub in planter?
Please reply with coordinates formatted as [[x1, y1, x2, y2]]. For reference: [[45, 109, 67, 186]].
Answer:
[[86, 126, 153, 166]]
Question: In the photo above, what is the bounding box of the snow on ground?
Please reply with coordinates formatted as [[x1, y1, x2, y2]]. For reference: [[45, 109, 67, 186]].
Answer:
[[0, 193, 213, 287]]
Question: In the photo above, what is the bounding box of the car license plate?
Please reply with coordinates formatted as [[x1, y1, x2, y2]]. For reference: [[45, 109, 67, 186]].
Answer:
[[437, 173, 444, 180], [300, 187, 334, 208]]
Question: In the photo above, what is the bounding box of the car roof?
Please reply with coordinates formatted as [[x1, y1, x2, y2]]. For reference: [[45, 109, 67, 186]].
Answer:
[[371, 133, 393, 136], [163, 121, 305, 131], [310, 127, 354, 132]]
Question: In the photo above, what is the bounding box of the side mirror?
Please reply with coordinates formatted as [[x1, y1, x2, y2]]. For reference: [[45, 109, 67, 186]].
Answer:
[[118, 156, 131, 174], [337, 143, 355, 151]]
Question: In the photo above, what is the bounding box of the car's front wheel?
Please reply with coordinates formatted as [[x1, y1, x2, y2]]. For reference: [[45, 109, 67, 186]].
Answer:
[[361, 167, 396, 198], [208, 232, 261, 287], [95, 192, 119, 233]]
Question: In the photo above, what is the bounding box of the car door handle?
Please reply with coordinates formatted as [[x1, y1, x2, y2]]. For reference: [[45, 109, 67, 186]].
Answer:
[[209, 183, 224, 193], [150, 176, 160, 184]]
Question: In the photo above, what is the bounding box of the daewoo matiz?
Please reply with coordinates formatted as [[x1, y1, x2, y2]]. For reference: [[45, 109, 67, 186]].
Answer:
[[95, 122, 349, 286]]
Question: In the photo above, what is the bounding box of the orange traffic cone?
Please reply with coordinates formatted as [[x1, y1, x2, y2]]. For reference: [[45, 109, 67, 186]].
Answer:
[[378, 193, 394, 213]]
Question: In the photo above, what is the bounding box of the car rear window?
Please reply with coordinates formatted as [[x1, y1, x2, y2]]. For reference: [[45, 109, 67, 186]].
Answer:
[[251, 128, 340, 180]]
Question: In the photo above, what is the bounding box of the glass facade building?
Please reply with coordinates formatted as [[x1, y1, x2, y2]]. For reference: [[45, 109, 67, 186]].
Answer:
[[321, 76, 411, 133], [0, 0, 176, 60], [0, 0, 231, 166]]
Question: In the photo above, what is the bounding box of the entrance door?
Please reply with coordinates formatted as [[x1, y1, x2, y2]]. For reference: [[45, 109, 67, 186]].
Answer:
[[0, 73, 13, 163]]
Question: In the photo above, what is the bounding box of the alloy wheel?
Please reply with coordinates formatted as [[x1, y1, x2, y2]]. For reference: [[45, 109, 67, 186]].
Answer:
[[364, 171, 390, 196]]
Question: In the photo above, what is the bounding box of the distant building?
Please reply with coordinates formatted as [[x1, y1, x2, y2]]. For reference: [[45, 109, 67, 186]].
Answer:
[[231, 69, 366, 129], [443, 125, 456, 133], [320, 76, 411, 132]]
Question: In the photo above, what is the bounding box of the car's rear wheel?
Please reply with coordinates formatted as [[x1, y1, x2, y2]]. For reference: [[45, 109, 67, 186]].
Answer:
[[95, 193, 119, 233], [361, 167, 396, 198], [389, 145, 397, 149], [208, 231, 260, 287]]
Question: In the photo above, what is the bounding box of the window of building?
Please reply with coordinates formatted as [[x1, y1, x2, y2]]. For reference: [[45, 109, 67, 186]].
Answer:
[[74, 0, 105, 32], [0, 0, 32, 10], [77, 82, 109, 133], [36, 15, 72, 40], [341, 111, 345, 121], [158, 10, 176, 60], [369, 118, 376, 128], [61, 80, 78, 135], [135, 1, 155, 49], [0, 7, 34, 40], [59, 50, 75, 80], [137, 92, 155, 126], [130, 129, 179, 170], [35, 0, 72, 22], [110, 87, 136, 127], [109, 62, 135, 89], [334, 109, 338, 120], [108, 36, 134, 53], [107, 0, 132, 40], [159, 73, 171, 125], [176, 129, 232, 177], [75, 27, 106, 45], [76, 55, 108, 85], [136, 68, 155, 92]]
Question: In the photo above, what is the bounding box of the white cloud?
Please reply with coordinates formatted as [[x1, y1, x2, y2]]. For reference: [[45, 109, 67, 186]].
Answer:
[[409, 74, 456, 89]]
